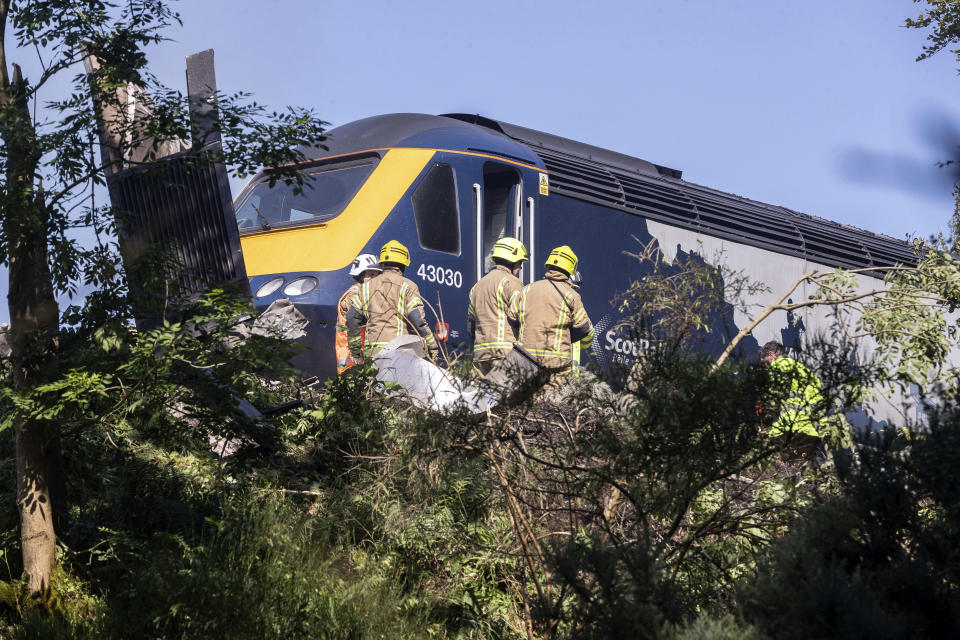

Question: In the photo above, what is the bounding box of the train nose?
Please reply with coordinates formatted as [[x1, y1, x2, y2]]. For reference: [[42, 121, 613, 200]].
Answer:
[[251, 297, 337, 380], [289, 304, 336, 380]]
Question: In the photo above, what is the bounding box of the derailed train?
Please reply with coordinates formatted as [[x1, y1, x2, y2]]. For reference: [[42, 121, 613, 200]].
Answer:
[[229, 112, 915, 384]]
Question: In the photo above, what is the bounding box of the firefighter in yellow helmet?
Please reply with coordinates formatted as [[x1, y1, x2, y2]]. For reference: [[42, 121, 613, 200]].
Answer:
[[511, 245, 594, 370], [346, 240, 438, 359], [335, 253, 381, 373], [467, 237, 528, 374]]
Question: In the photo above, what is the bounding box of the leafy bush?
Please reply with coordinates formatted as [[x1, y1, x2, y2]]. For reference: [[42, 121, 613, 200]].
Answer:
[[740, 412, 960, 639], [105, 490, 431, 640]]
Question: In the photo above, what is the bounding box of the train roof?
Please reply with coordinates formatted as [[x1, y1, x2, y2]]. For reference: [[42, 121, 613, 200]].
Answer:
[[444, 114, 917, 273], [298, 113, 542, 166], [303, 113, 916, 273]]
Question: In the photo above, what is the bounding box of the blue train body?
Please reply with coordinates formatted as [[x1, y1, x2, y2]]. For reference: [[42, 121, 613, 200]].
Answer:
[[232, 113, 915, 381]]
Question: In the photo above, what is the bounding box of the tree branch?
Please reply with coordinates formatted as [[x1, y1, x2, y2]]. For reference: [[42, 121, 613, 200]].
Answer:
[[713, 270, 951, 370], [713, 269, 817, 369]]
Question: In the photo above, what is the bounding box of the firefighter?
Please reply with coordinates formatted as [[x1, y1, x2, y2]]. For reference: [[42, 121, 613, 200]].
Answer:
[[512, 246, 593, 370], [335, 253, 381, 373], [346, 240, 438, 360], [467, 237, 528, 374], [758, 340, 823, 461]]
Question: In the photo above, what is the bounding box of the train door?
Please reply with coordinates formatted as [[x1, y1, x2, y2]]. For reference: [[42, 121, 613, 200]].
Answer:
[[473, 162, 523, 284], [406, 158, 466, 347]]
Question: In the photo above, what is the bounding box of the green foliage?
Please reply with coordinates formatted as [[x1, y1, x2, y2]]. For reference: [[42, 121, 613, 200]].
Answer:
[[294, 363, 397, 479], [858, 248, 960, 390], [1, 564, 103, 640], [2, 285, 298, 454], [531, 353, 832, 633], [671, 615, 763, 640], [740, 414, 960, 639], [904, 0, 960, 66], [550, 533, 677, 640], [304, 400, 529, 639], [107, 490, 430, 640]]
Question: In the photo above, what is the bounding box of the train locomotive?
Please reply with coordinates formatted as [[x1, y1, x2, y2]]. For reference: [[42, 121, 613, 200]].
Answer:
[[230, 112, 915, 382]]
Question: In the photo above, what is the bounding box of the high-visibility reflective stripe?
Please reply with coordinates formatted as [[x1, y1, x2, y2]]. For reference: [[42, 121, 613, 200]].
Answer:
[[495, 277, 508, 344], [527, 348, 572, 358], [356, 281, 370, 315], [397, 283, 408, 335], [516, 286, 528, 343], [474, 342, 514, 351], [404, 295, 422, 315], [553, 300, 568, 353], [580, 327, 595, 348]]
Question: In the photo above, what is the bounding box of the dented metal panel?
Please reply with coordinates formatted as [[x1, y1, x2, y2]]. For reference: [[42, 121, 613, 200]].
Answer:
[[98, 49, 248, 306]]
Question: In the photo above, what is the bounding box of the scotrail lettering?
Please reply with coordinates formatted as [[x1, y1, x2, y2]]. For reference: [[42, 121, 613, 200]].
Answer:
[[604, 330, 650, 357]]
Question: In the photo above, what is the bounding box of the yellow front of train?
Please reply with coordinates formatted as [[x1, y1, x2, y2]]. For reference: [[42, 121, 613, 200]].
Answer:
[[235, 147, 436, 379]]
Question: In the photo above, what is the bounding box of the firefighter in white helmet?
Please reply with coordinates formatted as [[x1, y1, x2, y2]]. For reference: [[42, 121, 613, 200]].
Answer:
[[346, 240, 438, 359], [511, 246, 593, 370], [467, 237, 528, 374], [335, 253, 381, 373]]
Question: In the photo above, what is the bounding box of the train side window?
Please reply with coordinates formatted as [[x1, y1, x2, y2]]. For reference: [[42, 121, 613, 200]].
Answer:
[[482, 163, 521, 272], [412, 163, 461, 255]]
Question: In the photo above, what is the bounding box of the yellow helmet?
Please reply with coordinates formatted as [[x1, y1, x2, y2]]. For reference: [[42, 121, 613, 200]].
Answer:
[[490, 237, 528, 264], [379, 239, 410, 267], [545, 245, 578, 276]]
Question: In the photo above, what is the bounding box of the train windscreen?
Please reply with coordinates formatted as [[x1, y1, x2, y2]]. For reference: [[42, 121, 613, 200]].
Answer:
[[235, 160, 377, 231]]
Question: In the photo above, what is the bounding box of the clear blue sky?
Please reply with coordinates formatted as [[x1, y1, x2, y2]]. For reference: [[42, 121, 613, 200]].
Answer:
[[2, 0, 958, 322]]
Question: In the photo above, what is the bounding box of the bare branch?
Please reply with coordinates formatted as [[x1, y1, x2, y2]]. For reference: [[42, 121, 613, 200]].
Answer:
[[713, 269, 817, 369]]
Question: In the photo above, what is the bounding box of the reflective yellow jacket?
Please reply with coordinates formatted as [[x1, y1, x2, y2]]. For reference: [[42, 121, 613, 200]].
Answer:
[[467, 265, 523, 365], [512, 270, 593, 369], [335, 283, 360, 372], [766, 356, 822, 438], [346, 267, 437, 357]]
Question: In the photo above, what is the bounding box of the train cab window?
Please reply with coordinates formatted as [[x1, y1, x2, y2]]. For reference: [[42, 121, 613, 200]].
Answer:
[[482, 163, 521, 272], [411, 163, 461, 254], [234, 160, 377, 231]]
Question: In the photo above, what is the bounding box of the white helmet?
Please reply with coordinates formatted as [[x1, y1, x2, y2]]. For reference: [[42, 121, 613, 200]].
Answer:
[[349, 253, 382, 277]]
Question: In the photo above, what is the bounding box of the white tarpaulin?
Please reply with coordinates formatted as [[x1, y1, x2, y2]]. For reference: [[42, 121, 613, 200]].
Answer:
[[372, 337, 545, 414], [372, 337, 498, 414]]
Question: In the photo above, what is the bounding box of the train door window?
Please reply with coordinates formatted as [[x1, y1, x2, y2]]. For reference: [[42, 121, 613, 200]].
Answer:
[[412, 162, 461, 254], [482, 163, 521, 272]]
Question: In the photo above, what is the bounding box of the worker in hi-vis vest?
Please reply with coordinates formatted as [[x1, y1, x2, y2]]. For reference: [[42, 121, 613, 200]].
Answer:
[[511, 245, 593, 371], [467, 237, 528, 374], [346, 240, 438, 360], [335, 253, 381, 373], [758, 340, 823, 459]]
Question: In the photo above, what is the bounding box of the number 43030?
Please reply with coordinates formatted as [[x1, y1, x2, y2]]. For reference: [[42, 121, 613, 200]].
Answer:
[[417, 263, 462, 288]]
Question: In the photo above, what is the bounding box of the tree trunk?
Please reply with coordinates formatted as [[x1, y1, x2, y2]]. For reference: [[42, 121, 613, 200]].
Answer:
[[2, 46, 63, 595]]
